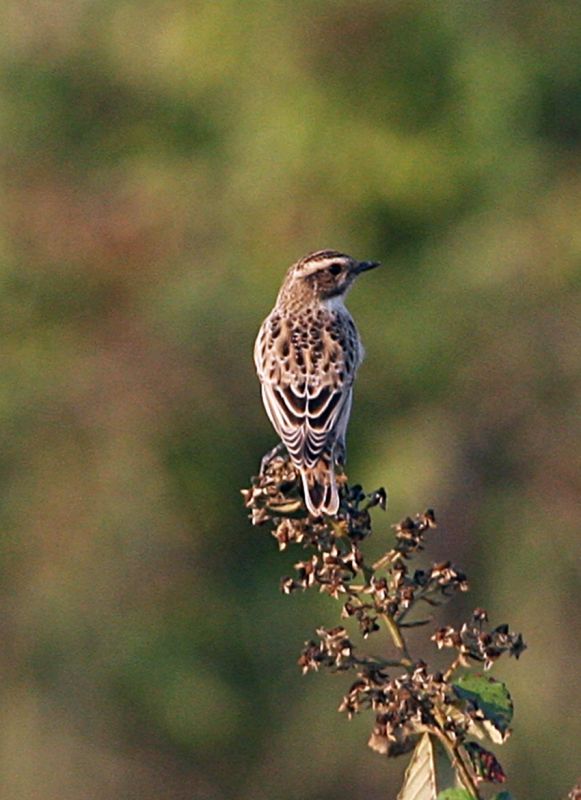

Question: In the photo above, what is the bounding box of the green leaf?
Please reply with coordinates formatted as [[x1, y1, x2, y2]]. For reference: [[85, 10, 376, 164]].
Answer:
[[437, 791, 473, 800], [453, 674, 513, 741], [397, 733, 458, 800]]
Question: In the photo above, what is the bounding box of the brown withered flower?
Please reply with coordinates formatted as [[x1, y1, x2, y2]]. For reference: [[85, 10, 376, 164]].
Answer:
[[432, 615, 526, 670]]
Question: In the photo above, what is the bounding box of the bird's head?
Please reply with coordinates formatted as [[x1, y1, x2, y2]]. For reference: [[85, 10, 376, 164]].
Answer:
[[280, 250, 380, 304]]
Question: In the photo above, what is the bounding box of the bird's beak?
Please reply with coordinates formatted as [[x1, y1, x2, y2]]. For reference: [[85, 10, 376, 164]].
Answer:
[[353, 260, 381, 274]]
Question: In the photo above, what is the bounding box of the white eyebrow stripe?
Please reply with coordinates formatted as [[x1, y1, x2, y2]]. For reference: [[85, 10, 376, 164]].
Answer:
[[300, 259, 338, 274]]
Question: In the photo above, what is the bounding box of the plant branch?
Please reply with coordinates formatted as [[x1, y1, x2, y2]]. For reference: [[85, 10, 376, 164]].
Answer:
[[431, 725, 483, 799], [380, 612, 413, 667], [243, 458, 525, 793]]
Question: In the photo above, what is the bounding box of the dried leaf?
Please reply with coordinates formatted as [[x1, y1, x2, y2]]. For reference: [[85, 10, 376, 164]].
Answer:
[[397, 734, 457, 800]]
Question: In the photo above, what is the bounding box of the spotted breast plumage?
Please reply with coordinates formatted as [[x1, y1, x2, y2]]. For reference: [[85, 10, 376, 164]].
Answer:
[[254, 250, 380, 516]]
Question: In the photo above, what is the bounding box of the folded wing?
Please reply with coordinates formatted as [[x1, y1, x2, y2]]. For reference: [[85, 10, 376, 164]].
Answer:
[[260, 379, 352, 468], [255, 310, 359, 470]]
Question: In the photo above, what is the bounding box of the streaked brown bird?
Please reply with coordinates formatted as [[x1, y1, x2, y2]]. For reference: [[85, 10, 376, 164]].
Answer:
[[254, 249, 380, 516]]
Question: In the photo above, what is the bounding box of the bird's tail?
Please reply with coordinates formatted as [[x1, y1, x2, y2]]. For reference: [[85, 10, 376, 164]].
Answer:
[[300, 456, 339, 517]]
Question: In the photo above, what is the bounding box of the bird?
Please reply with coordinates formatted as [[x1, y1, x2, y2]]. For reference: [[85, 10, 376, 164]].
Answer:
[[254, 249, 380, 517]]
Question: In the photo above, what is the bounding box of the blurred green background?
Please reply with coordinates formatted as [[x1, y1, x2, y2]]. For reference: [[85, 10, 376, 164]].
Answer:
[[0, 1, 579, 798]]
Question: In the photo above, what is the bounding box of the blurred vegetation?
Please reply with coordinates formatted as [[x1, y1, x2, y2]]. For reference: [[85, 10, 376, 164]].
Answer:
[[0, 1, 579, 798]]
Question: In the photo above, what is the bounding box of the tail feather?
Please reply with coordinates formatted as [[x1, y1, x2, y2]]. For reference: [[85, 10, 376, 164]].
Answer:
[[300, 456, 339, 517]]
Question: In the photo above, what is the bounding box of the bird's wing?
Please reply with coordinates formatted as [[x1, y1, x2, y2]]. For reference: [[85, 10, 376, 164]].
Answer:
[[260, 380, 353, 468], [255, 311, 359, 468]]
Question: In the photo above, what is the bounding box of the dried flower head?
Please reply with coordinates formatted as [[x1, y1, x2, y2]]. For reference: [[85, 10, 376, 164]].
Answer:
[[243, 455, 526, 796]]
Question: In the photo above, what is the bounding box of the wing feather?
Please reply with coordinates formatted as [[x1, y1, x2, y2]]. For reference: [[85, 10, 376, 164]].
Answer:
[[255, 309, 360, 469]]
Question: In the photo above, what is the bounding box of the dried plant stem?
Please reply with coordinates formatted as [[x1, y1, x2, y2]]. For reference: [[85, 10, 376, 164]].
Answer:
[[432, 724, 482, 799], [356, 656, 411, 669], [372, 551, 400, 571], [443, 655, 465, 683], [380, 612, 413, 667]]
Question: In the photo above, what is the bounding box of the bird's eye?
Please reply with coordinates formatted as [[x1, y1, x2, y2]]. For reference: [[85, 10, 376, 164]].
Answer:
[[328, 263, 342, 276]]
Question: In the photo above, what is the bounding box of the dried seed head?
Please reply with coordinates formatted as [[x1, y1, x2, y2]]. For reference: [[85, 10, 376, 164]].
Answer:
[[243, 461, 525, 778]]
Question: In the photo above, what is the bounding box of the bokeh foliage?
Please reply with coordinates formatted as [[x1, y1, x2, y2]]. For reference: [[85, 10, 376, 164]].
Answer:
[[0, 1, 579, 799]]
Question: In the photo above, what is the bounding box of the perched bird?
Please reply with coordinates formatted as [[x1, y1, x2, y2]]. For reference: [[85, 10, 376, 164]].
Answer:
[[254, 249, 380, 516]]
